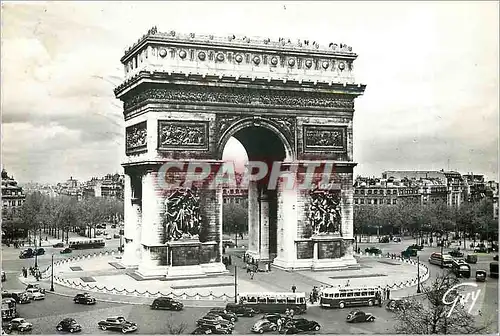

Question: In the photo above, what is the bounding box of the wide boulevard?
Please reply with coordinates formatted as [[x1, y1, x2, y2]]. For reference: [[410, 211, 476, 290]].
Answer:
[[2, 234, 497, 334]]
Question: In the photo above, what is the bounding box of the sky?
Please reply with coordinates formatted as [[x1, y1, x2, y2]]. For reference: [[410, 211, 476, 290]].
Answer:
[[1, 1, 499, 184]]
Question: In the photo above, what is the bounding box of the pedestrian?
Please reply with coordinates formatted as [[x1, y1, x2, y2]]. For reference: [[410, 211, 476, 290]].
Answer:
[[289, 308, 294, 318], [246, 263, 251, 273], [250, 270, 255, 280], [386, 287, 391, 300], [309, 292, 314, 304], [228, 256, 232, 266], [345, 280, 350, 287], [291, 284, 296, 293], [277, 317, 283, 332], [243, 254, 246, 263], [383, 287, 387, 301], [285, 308, 290, 317]]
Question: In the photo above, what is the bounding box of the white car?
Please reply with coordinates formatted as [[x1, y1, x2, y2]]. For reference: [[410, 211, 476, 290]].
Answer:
[[26, 288, 45, 301]]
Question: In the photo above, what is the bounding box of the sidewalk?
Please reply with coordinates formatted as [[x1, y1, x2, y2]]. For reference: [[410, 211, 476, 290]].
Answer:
[[44, 247, 429, 305]]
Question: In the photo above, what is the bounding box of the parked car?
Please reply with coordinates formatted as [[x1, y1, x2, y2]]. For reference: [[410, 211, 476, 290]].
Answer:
[[392, 237, 402, 243], [191, 324, 232, 334], [98, 316, 137, 333], [1, 291, 30, 304], [73, 293, 96, 305], [408, 244, 423, 251], [494, 255, 499, 261], [260, 314, 289, 324], [474, 244, 488, 253], [225, 303, 256, 317], [385, 299, 408, 312], [60, 248, 72, 254], [364, 247, 382, 255], [286, 318, 320, 332], [56, 318, 82, 333], [346, 310, 376, 323], [52, 242, 64, 248], [222, 240, 236, 248], [475, 270, 487, 282], [19, 249, 34, 259], [251, 320, 277, 333], [448, 249, 464, 258], [150, 297, 183, 311], [113, 234, 120, 239], [197, 315, 233, 328], [1, 271, 6, 282], [26, 288, 45, 301], [7, 318, 33, 332], [26, 284, 46, 294], [379, 236, 390, 243], [35, 248, 45, 256], [208, 308, 238, 322], [466, 254, 478, 264]]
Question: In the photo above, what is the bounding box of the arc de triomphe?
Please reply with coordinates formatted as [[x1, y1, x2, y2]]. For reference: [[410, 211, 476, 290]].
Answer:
[[114, 29, 366, 278]]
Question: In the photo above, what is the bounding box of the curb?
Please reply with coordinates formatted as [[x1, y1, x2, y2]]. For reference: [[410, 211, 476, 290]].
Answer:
[[16, 276, 226, 308]]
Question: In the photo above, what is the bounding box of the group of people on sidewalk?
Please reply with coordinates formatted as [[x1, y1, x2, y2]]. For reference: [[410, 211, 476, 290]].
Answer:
[[21, 266, 42, 281]]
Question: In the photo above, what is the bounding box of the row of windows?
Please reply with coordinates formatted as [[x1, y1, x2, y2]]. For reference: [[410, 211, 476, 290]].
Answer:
[[223, 198, 246, 204], [243, 297, 305, 304], [3, 200, 23, 207], [2, 190, 24, 196], [355, 189, 399, 195], [354, 199, 397, 205], [323, 291, 376, 298]]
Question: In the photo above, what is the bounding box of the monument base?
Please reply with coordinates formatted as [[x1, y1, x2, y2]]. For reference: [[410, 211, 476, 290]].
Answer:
[[273, 255, 359, 271]]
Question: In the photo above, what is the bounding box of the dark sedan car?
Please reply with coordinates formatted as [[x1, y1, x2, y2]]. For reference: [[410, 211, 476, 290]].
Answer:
[[191, 324, 232, 334], [53, 242, 64, 248], [286, 318, 320, 332], [365, 247, 382, 255], [60, 248, 72, 254], [73, 293, 96, 305], [2, 291, 30, 304], [225, 303, 256, 317], [56, 318, 82, 333], [150, 297, 183, 311], [408, 244, 423, 251], [448, 249, 464, 258], [208, 309, 238, 322], [385, 299, 409, 312], [346, 310, 375, 323], [98, 316, 137, 333], [197, 315, 234, 328]]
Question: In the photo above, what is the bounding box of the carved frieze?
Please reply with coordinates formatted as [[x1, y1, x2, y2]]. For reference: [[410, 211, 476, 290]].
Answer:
[[307, 187, 342, 236], [125, 121, 147, 154], [163, 188, 201, 242], [303, 125, 347, 153], [158, 120, 208, 150], [123, 87, 354, 111]]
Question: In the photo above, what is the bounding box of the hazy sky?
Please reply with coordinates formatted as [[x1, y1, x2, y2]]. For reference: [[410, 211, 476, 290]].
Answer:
[[1, 1, 498, 183]]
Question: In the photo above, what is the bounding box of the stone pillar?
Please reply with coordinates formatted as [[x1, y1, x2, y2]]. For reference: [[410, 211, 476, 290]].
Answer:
[[132, 200, 142, 263], [259, 190, 270, 261], [138, 169, 164, 274], [274, 171, 299, 269], [313, 242, 318, 260], [122, 174, 137, 266], [247, 180, 259, 257]]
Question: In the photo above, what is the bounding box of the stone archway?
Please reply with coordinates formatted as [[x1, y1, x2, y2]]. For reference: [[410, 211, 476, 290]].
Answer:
[[114, 29, 366, 277]]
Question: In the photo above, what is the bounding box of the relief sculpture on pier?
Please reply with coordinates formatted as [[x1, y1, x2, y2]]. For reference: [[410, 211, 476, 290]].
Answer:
[[307, 186, 342, 236], [163, 188, 201, 242], [303, 125, 346, 152], [125, 121, 147, 153]]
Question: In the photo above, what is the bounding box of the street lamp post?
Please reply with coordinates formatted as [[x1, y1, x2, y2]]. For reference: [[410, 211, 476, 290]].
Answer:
[[440, 238, 445, 268], [417, 256, 421, 293], [50, 254, 54, 292], [34, 238, 38, 269], [234, 265, 238, 303]]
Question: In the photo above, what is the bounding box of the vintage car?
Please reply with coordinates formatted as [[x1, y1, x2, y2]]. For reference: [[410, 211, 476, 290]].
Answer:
[[97, 316, 137, 333], [26, 284, 46, 294], [474, 244, 488, 253], [386, 299, 408, 312], [346, 310, 376, 323], [225, 303, 256, 317], [197, 315, 234, 328], [364, 247, 382, 255], [466, 254, 478, 264], [60, 248, 72, 254], [52, 242, 64, 248], [26, 288, 45, 301], [448, 249, 464, 258], [475, 270, 487, 282], [73, 293, 96, 305], [2, 291, 30, 304], [191, 324, 232, 334], [251, 319, 277, 333], [285, 318, 320, 332], [150, 297, 183, 311], [7, 318, 33, 332], [208, 308, 238, 322], [56, 318, 82, 333]]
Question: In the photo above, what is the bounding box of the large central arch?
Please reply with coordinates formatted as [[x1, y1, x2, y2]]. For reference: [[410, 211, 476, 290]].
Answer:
[[114, 29, 366, 277]]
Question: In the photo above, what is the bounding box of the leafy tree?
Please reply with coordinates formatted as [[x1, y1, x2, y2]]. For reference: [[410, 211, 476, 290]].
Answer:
[[393, 273, 492, 334], [20, 191, 44, 243], [223, 202, 248, 235]]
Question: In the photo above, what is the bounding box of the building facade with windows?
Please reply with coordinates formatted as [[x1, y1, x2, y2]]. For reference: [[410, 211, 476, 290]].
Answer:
[[1, 169, 26, 239]]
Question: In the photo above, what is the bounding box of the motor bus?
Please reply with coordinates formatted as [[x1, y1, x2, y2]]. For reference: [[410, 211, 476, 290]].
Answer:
[[490, 261, 498, 278], [320, 286, 383, 309], [237, 292, 307, 314], [68, 238, 105, 250], [451, 260, 471, 278], [1, 298, 17, 320]]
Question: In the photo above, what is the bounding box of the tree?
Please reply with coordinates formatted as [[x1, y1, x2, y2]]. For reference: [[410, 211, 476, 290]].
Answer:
[[222, 202, 247, 235], [20, 191, 44, 243], [393, 273, 492, 334], [77, 198, 108, 238], [164, 314, 188, 334]]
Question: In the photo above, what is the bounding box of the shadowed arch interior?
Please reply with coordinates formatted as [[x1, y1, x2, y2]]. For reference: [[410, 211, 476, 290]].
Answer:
[[229, 125, 286, 259]]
